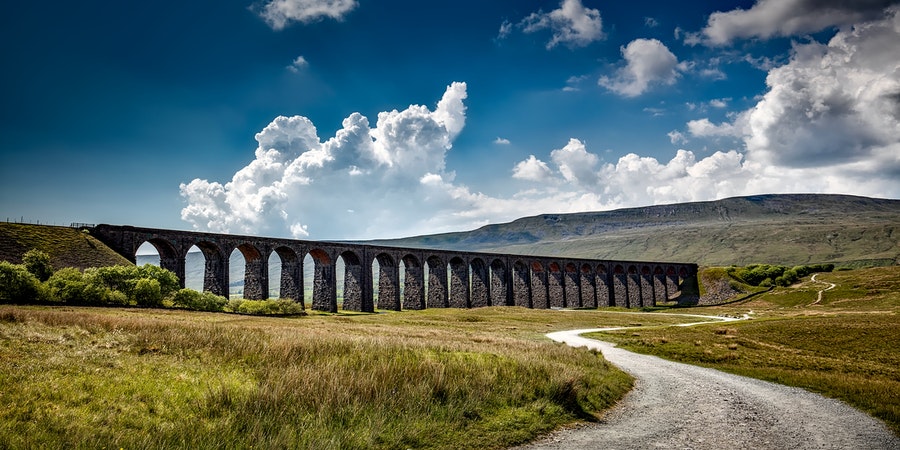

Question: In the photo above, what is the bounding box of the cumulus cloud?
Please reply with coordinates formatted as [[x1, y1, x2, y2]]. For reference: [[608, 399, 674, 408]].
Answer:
[[690, 0, 896, 46], [255, 0, 358, 30], [494, 137, 511, 145], [180, 82, 470, 239], [180, 9, 900, 241], [512, 155, 553, 182], [687, 117, 743, 138], [742, 7, 900, 171], [599, 38, 681, 97], [502, 9, 900, 217], [519, 0, 604, 49]]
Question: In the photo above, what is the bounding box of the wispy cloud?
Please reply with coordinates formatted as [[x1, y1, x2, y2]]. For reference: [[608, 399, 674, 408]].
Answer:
[[517, 0, 604, 49], [286, 55, 309, 73], [255, 0, 358, 30]]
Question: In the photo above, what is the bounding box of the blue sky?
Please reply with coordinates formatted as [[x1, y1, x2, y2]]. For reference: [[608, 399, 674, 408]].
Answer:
[[2, 0, 899, 240]]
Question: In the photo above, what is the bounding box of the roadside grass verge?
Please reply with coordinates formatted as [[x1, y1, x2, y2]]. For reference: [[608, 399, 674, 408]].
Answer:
[[589, 266, 900, 435], [0, 306, 648, 449]]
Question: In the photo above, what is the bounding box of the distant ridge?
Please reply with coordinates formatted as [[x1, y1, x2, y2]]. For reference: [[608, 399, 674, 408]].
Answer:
[[370, 194, 900, 267]]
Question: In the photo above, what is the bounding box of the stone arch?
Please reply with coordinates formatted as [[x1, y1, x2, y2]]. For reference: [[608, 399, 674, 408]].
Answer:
[[137, 238, 183, 287], [548, 262, 564, 308], [564, 262, 580, 307], [340, 250, 369, 312], [193, 241, 228, 297], [595, 263, 611, 307], [666, 265, 679, 299], [402, 254, 424, 310], [449, 256, 469, 308], [469, 258, 489, 307], [580, 263, 597, 308], [640, 265, 655, 307], [489, 259, 509, 307], [273, 246, 302, 305], [627, 265, 642, 307], [512, 260, 530, 307], [426, 255, 448, 308], [531, 261, 549, 309], [230, 243, 267, 300], [375, 253, 400, 311], [653, 266, 667, 305], [612, 264, 628, 308], [308, 248, 336, 312]]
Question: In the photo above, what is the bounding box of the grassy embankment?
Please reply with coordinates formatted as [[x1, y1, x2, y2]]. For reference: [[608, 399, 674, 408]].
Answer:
[[589, 265, 900, 435], [0, 223, 129, 269], [0, 306, 701, 449]]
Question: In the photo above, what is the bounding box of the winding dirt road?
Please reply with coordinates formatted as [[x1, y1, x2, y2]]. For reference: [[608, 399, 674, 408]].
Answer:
[[516, 316, 899, 450]]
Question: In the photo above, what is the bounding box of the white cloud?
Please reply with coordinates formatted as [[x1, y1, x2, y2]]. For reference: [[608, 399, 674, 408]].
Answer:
[[494, 137, 511, 145], [644, 17, 659, 28], [599, 38, 681, 97], [742, 8, 900, 171], [497, 20, 512, 40], [668, 130, 688, 145], [256, 0, 358, 30], [286, 55, 309, 73], [692, 0, 896, 46], [708, 98, 729, 108], [551, 138, 599, 186], [512, 155, 553, 182], [519, 0, 604, 49], [180, 10, 900, 241], [181, 82, 470, 239], [687, 117, 743, 138]]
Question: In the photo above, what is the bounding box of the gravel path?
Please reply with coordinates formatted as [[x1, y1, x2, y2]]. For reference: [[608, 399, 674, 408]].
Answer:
[[516, 324, 899, 450]]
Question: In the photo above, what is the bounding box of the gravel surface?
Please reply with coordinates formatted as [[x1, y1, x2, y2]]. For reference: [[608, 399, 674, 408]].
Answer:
[[516, 327, 899, 450]]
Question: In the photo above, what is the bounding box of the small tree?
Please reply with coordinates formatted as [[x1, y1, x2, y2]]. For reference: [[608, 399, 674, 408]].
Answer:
[[23, 249, 53, 282]]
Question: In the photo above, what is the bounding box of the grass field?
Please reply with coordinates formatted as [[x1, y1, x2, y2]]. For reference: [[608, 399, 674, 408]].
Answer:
[[2, 265, 897, 447], [0, 306, 701, 449], [589, 266, 900, 435]]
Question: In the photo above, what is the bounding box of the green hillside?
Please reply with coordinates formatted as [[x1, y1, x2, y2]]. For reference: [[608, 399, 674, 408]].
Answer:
[[0, 223, 130, 269], [372, 194, 900, 267]]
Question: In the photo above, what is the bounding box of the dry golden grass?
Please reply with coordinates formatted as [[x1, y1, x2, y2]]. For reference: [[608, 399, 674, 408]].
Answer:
[[0, 306, 688, 449]]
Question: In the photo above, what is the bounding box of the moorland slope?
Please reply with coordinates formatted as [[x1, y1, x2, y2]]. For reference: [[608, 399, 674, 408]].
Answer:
[[371, 194, 900, 267]]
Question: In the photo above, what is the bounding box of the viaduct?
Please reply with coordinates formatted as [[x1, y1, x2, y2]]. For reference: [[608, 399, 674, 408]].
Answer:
[[88, 224, 699, 313]]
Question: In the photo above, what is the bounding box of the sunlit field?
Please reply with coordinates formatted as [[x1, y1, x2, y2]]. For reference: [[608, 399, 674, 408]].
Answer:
[[590, 266, 900, 435]]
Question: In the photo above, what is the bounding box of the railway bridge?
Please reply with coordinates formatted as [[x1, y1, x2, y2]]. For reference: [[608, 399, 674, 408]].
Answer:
[[89, 224, 698, 313]]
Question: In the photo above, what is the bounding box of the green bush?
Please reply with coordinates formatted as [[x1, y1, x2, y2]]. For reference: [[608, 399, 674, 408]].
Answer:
[[730, 263, 835, 287], [46, 267, 126, 305], [171, 289, 228, 312], [22, 249, 53, 282], [0, 261, 46, 303], [226, 298, 305, 315], [82, 265, 179, 306], [132, 278, 162, 307]]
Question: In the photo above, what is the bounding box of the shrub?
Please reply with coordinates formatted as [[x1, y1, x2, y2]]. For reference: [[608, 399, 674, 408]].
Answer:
[[226, 298, 305, 315], [132, 278, 162, 307], [22, 249, 53, 282], [136, 264, 179, 298], [171, 289, 228, 312], [0, 261, 45, 303], [732, 263, 835, 287], [47, 267, 126, 305], [82, 265, 180, 306]]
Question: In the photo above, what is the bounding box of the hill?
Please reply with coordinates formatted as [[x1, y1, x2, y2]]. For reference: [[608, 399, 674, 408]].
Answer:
[[370, 194, 900, 267], [0, 223, 130, 269]]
